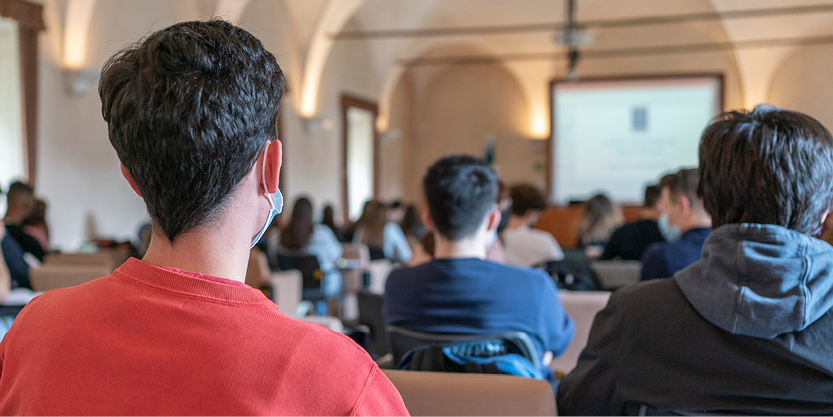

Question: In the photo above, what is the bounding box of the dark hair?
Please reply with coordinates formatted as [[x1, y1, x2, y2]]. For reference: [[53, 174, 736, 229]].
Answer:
[[661, 169, 703, 210], [6, 181, 35, 216], [510, 183, 547, 216], [281, 197, 314, 250], [423, 155, 498, 240], [699, 105, 833, 234], [99, 20, 284, 241], [23, 199, 47, 226], [644, 185, 661, 209], [322, 205, 338, 233], [420, 232, 436, 258], [361, 202, 388, 249], [400, 205, 426, 239]]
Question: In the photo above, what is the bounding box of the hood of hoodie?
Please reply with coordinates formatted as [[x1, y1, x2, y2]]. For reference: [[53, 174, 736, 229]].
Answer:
[[674, 223, 833, 339]]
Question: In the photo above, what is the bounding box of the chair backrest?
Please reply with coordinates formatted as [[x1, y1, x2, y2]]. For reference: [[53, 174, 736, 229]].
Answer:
[[43, 252, 115, 272], [29, 264, 112, 292], [341, 243, 370, 269], [366, 259, 393, 294], [276, 254, 322, 290], [358, 290, 390, 357], [270, 269, 302, 317], [368, 247, 386, 261], [382, 370, 556, 416], [590, 260, 641, 290], [387, 325, 540, 370], [245, 248, 271, 289], [549, 290, 611, 373], [300, 315, 345, 333]]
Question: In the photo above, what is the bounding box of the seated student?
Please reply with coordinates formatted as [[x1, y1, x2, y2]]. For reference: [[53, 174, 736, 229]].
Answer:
[[640, 169, 711, 281], [278, 197, 343, 298], [502, 183, 564, 266], [0, 20, 406, 415], [354, 201, 412, 263], [0, 226, 12, 302], [3, 182, 45, 263], [557, 105, 833, 415], [321, 204, 346, 242], [22, 198, 49, 252], [385, 155, 574, 380], [601, 185, 666, 261], [575, 193, 623, 255], [399, 204, 428, 242]]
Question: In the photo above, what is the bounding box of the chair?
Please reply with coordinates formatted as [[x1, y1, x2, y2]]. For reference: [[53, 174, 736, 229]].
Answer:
[[245, 248, 271, 290], [387, 325, 540, 372], [43, 252, 115, 272], [367, 259, 393, 294], [340, 243, 370, 321], [358, 290, 391, 358], [270, 269, 302, 317], [29, 264, 112, 292], [276, 254, 324, 300], [590, 260, 642, 290], [368, 247, 386, 261], [549, 290, 611, 373], [382, 370, 556, 416], [340, 243, 370, 270]]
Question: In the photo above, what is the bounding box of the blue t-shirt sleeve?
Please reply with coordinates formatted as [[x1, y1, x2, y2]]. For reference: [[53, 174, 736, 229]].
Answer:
[[537, 272, 575, 356], [640, 243, 669, 281]]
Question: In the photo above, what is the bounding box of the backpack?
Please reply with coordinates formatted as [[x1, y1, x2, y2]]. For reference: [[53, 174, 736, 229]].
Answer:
[[537, 259, 600, 291]]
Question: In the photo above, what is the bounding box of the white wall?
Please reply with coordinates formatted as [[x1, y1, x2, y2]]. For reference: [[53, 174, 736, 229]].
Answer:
[[0, 17, 24, 196], [34, 1, 378, 250]]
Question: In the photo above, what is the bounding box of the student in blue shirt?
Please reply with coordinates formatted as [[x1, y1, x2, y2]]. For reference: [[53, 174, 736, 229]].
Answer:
[[384, 155, 575, 379], [641, 168, 712, 281]]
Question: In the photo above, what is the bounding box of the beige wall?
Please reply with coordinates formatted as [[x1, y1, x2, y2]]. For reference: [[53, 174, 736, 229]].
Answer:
[[769, 44, 833, 128], [34, 2, 377, 249]]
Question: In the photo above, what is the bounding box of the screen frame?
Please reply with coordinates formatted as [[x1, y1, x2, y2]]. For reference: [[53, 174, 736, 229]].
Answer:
[[547, 73, 725, 205]]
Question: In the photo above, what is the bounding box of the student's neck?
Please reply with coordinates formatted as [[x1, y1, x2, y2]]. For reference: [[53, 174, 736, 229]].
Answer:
[[680, 215, 712, 234], [640, 208, 659, 221], [506, 216, 528, 230], [141, 227, 251, 282], [434, 235, 486, 260]]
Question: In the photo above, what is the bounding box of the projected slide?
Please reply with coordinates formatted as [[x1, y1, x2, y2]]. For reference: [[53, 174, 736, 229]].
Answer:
[[551, 76, 721, 204]]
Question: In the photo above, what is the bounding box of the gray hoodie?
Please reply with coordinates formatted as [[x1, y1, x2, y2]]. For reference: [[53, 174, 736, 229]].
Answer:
[[675, 223, 833, 339]]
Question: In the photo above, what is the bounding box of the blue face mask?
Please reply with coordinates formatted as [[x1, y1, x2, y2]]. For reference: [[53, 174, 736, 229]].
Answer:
[[658, 214, 681, 242], [251, 147, 284, 248]]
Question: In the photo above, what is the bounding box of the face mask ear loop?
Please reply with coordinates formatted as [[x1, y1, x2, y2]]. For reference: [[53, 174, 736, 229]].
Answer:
[[261, 144, 276, 212]]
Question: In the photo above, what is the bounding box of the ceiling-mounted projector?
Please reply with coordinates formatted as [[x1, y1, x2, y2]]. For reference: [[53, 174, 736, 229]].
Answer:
[[554, 28, 594, 47]]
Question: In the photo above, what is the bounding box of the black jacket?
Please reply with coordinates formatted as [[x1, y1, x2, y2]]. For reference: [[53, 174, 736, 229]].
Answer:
[[558, 224, 833, 415]]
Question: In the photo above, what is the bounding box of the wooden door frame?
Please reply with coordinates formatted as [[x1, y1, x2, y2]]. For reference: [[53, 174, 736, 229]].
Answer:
[[341, 94, 380, 222]]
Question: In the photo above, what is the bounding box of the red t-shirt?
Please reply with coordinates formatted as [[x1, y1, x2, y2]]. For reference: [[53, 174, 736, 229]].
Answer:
[[0, 258, 408, 416]]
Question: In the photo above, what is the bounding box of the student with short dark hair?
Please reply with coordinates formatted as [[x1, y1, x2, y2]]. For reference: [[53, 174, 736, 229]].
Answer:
[[0, 20, 406, 415], [385, 155, 574, 381], [502, 183, 564, 266], [557, 105, 833, 415], [640, 168, 712, 281], [3, 182, 45, 262], [600, 185, 666, 261]]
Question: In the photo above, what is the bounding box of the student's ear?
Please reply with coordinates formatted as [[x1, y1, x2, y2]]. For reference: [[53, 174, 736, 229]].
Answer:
[[264, 140, 283, 194], [679, 195, 692, 217], [120, 165, 143, 198], [486, 209, 501, 232], [421, 206, 435, 231]]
